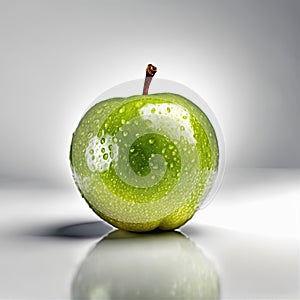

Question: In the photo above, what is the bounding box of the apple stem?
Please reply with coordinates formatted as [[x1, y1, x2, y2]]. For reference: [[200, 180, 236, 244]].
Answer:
[[143, 64, 157, 95]]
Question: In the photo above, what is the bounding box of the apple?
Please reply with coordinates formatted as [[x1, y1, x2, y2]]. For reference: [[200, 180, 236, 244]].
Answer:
[[70, 64, 221, 232], [72, 230, 219, 299]]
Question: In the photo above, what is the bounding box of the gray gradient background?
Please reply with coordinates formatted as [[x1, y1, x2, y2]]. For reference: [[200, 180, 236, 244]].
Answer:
[[0, 0, 299, 187]]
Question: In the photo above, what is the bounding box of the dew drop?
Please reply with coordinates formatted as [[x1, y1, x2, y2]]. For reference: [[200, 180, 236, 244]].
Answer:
[[121, 119, 126, 125], [135, 101, 143, 108], [130, 147, 135, 153], [180, 126, 185, 131], [149, 139, 154, 144], [101, 137, 105, 144], [101, 148, 105, 153], [103, 153, 108, 160], [183, 115, 188, 120], [119, 107, 125, 113], [168, 144, 174, 150], [108, 144, 113, 151], [167, 107, 171, 113], [89, 149, 94, 154]]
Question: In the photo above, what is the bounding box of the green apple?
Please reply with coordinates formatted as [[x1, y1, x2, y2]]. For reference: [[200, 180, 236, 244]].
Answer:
[[72, 230, 219, 300], [70, 65, 220, 232]]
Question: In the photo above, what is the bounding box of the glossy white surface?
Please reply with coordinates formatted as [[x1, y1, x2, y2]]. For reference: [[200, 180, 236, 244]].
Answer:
[[0, 168, 299, 299]]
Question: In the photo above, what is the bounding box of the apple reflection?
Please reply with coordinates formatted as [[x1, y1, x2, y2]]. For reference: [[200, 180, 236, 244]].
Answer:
[[72, 230, 219, 300]]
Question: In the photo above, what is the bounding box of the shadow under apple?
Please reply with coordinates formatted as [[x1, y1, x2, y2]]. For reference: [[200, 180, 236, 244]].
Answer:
[[71, 230, 219, 299]]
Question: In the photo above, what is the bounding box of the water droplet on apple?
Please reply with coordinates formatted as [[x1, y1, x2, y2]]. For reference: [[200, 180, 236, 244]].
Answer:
[[145, 120, 152, 126], [135, 101, 142, 108]]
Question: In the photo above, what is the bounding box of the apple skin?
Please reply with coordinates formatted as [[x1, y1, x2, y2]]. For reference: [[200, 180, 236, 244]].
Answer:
[[71, 230, 219, 300], [70, 93, 219, 232]]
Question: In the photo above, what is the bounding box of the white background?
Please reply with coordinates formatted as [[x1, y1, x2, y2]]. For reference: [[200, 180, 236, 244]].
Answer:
[[0, 2, 299, 299], [0, 0, 300, 187]]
